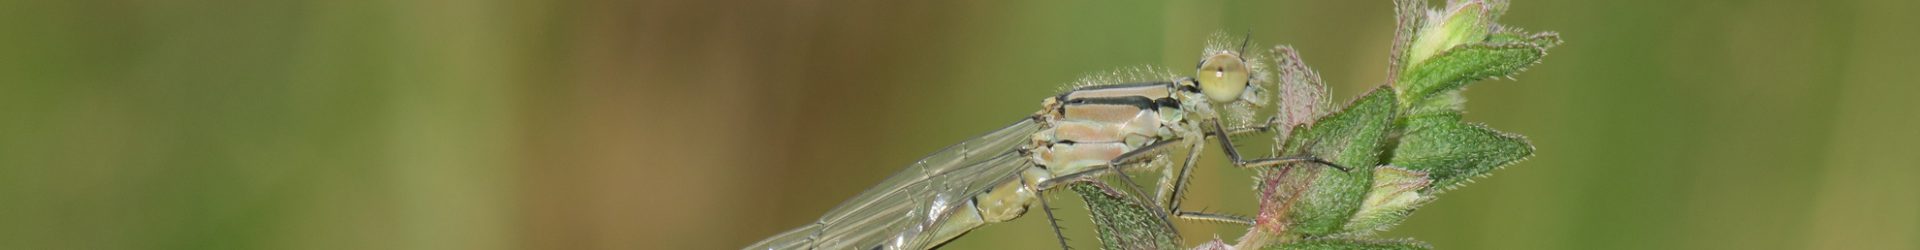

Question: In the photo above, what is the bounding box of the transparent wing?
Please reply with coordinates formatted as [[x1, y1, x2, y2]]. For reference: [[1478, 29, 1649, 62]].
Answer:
[[749, 224, 819, 250], [747, 118, 1041, 250], [816, 152, 1030, 250]]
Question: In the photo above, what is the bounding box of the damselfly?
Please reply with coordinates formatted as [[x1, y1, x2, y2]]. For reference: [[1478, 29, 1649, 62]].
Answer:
[[747, 35, 1344, 250]]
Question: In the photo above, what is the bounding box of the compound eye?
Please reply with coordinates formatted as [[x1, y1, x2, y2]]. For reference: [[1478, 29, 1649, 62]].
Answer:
[[1195, 52, 1250, 103]]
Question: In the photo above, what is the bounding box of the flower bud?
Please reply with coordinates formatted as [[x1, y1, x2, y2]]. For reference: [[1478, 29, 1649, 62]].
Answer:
[[1405, 0, 1503, 67]]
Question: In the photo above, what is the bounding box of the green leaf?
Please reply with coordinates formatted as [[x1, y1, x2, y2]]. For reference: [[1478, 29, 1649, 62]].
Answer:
[[1386, 0, 1428, 83], [1406, 90, 1465, 117], [1404, 0, 1503, 67], [1340, 166, 1433, 235], [1263, 86, 1399, 236], [1487, 29, 1562, 49], [1071, 182, 1178, 250], [1273, 45, 1332, 138], [1265, 238, 1433, 250], [1389, 113, 1533, 191], [1397, 42, 1546, 110]]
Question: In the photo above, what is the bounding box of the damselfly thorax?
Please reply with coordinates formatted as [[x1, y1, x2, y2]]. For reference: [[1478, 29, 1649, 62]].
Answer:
[[748, 36, 1341, 250]]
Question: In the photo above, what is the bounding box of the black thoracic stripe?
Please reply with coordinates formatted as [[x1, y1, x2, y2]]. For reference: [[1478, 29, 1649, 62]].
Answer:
[[1064, 96, 1158, 111], [1068, 81, 1173, 92], [1153, 97, 1181, 109], [1176, 84, 1201, 94]]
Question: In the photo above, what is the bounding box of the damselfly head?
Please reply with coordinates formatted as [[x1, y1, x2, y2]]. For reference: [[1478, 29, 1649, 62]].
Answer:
[[1195, 50, 1250, 103]]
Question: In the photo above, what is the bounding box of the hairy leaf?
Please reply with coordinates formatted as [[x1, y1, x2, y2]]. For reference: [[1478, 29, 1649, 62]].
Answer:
[[1402, 29, 1559, 116], [1405, 89, 1466, 117], [1273, 45, 1332, 143], [1262, 87, 1398, 236], [1487, 29, 1563, 49], [1264, 238, 1432, 250], [1390, 113, 1533, 191], [1340, 166, 1433, 235], [1405, 0, 1501, 67], [1074, 182, 1179, 250], [1397, 42, 1546, 110], [1386, 0, 1428, 84]]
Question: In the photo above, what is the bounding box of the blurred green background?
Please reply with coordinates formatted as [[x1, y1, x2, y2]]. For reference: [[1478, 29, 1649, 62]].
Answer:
[[3, 0, 1916, 249]]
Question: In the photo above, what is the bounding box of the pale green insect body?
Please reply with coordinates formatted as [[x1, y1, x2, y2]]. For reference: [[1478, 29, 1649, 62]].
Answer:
[[748, 36, 1279, 250]]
